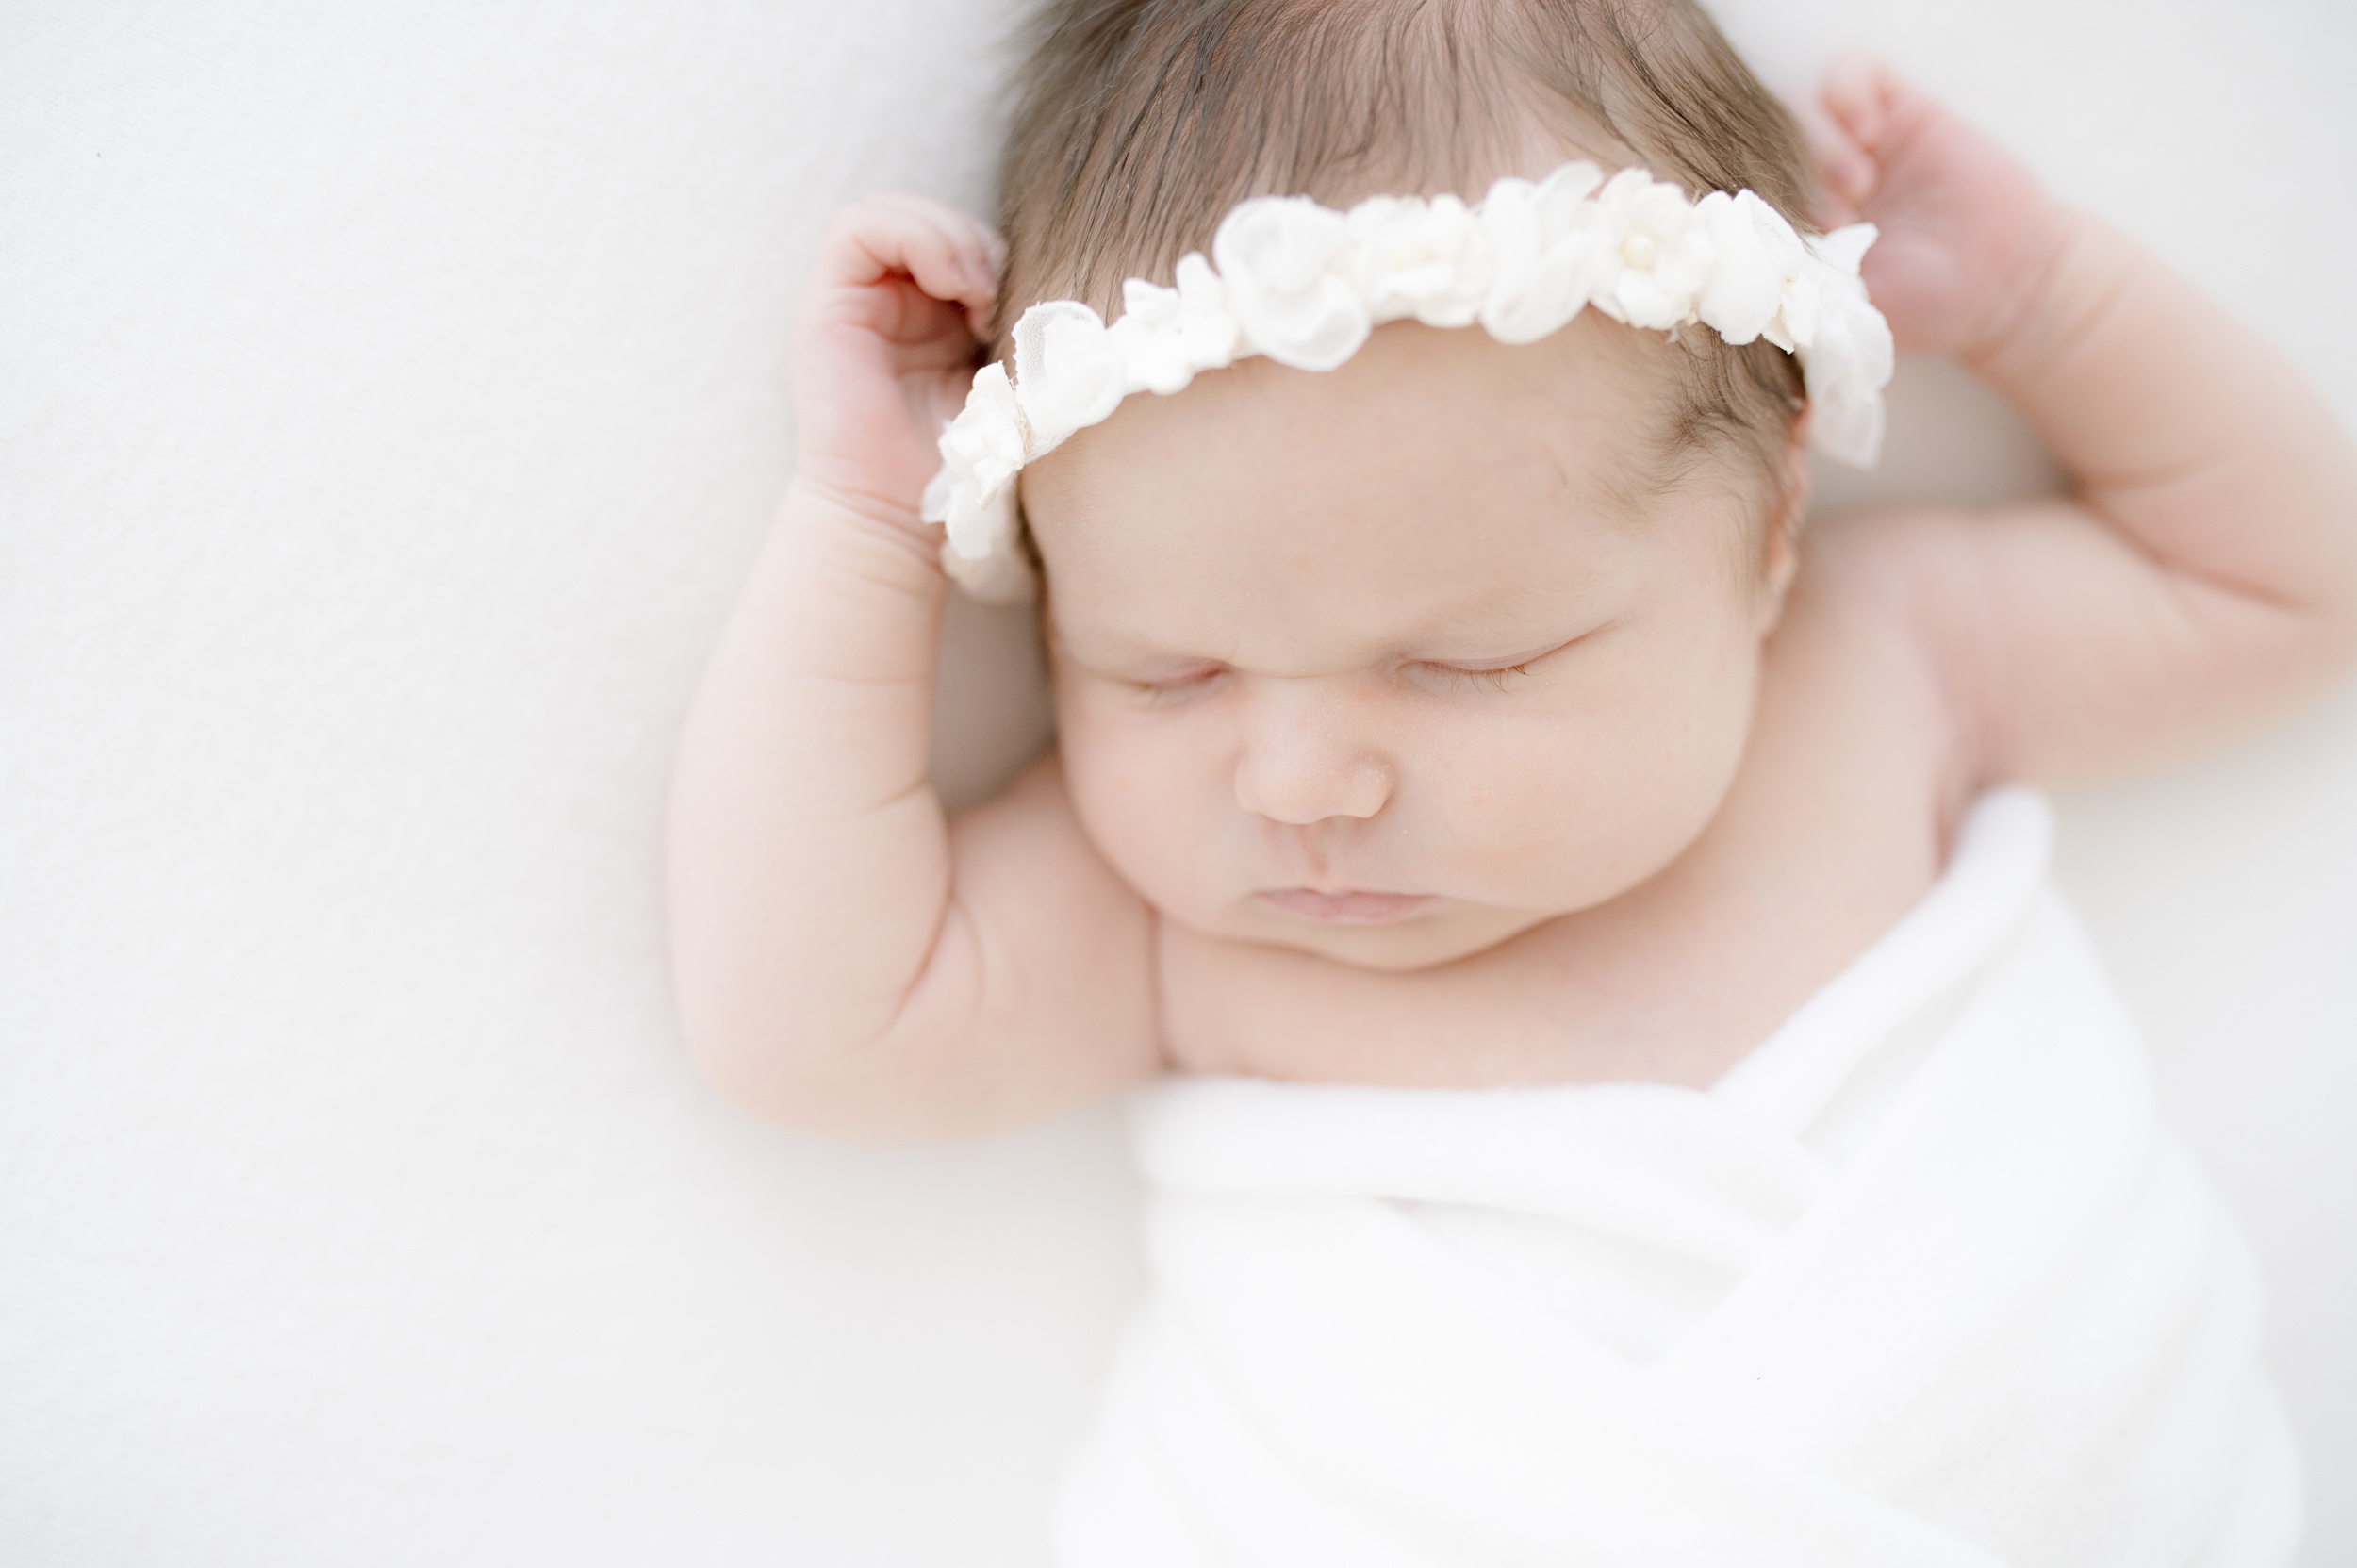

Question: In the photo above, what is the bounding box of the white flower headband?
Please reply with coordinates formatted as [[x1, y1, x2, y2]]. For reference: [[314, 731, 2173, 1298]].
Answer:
[[921, 162, 1894, 602]]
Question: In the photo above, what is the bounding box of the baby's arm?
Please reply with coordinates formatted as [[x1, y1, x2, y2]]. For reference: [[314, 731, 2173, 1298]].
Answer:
[[667, 199, 1159, 1137], [1811, 61, 2357, 784]]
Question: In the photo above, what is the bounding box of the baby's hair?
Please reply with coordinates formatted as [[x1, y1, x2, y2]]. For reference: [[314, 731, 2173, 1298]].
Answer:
[[997, 0, 1820, 501]]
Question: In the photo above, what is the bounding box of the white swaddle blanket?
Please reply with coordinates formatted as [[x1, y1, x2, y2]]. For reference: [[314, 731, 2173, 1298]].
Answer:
[[1057, 790, 2299, 1567]]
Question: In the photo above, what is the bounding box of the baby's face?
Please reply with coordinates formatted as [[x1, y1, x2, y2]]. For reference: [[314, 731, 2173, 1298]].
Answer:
[[1024, 316, 1797, 971]]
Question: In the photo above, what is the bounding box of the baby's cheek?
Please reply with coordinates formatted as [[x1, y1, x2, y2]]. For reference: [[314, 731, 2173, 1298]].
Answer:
[[1417, 718, 1633, 885], [1415, 672, 1749, 905], [1057, 695, 1229, 907]]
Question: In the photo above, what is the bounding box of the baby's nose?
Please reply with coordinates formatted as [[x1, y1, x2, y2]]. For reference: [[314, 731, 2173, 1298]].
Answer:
[[1231, 685, 1393, 825]]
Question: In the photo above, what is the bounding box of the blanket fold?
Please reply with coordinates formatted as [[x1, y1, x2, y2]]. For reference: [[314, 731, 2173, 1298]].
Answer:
[[1058, 790, 2299, 1567]]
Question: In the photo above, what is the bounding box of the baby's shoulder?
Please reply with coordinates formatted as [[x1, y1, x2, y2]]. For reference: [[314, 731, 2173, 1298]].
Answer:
[[1796, 502, 1993, 619], [1786, 497, 2095, 793], [1760, 503, 2003, 811], [1788, 502, 2024, 711]]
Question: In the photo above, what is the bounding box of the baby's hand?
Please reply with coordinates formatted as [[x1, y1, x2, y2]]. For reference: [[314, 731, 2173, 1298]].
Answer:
[[789, 195, 1002, 529], [1807, 58, 2072, 363]]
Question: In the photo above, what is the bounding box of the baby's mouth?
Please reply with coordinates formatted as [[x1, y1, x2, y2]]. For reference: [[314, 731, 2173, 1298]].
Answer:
[[1257, 888, 1435, 926]]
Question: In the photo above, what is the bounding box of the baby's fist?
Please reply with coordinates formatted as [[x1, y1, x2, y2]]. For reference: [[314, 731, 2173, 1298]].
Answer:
[[1808, 58, 2072, 363], [791, 196, 1004, 527]]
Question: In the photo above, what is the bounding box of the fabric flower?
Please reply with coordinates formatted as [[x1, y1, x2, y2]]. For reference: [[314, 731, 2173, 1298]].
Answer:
[[1106, 253, 1242, 397], [1782, 223, 1892, 467], [1808, 222, 1878, 279], [1695, 189, 1805, 347], [1211, 194, 1371, 371], [921, 359, 1027, 562], [1011, 300, 1126, 457], [1345, 193, 1494, 329], [1476, 161, 1606, 345], [1798, 306, 1891, 469], [937, 503, 1031, 602], [1771, 268, 1821, 354], [1763, 221, 1868, 355], [1587, 169, 1716, 332]]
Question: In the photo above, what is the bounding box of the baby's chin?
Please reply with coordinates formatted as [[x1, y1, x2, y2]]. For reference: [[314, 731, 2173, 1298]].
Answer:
[[1204, 895, 1559, 972]]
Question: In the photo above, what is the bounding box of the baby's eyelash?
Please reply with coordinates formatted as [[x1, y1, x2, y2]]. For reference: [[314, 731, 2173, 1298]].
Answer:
[[1423, 661, 1535, 692], [1122, 658, 1543, 703], [1129, 667, 1229, 703]]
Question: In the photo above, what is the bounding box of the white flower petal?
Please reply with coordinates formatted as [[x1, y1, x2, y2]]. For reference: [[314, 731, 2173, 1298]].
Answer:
[[1108, 280, 1192, 396], [1106, 258, 1242, 397], [1739, 190, 1806, 272], [1174, 252, 1225, 310], [946, 359, 1023, 454], [1475, 161, 1605, 345], [1012, 301, 1125, 455], [1121, 275, 1180, 322], [1613, 271, 1682, 332], [1773, 266, 1821, 350], [1347, 193, 1493, 329], [1533, 160, 1607, 212], [925, 360, 1026, 525], [1107, 314, 1185, 397], [1809, 222, 1879, 276], [942, 472, 1013, 560], [1806, 373, 1886, 469], [1791, 226, 1892, 467], [940, 529, 1035, 603], [1343, 195, 1421, 325], [1212, 195, 1369, 371], [1695, 190, 1779, 345], [1795, 249, 1894, 469], [1589, 172, 1713, 330], [1840, 289, 1895, 389], [1168, 254, 1244, 371]]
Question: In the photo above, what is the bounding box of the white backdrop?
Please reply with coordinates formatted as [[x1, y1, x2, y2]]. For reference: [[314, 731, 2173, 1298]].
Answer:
[[2, 2, 2350, 1563]]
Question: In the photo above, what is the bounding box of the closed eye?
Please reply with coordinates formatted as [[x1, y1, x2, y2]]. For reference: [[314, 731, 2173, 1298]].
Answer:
[[1417, 660, 1535, 693], [1129, 664, 1230, 704], [1411, 622, 1605, 693]]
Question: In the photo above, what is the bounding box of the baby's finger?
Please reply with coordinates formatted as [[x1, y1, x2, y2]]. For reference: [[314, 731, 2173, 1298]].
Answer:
[[815, 197, 999, 327], [860, 210, 989, 321], [1819, 53, 1899, 163], [1812, 54, 1899, 216], [1791, 100, 1871, 227], [863, 197, 1005, 338], [864, 193, 1004, 295]]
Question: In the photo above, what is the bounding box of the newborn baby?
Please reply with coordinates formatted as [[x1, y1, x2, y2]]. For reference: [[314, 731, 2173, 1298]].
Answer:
[[668, 0, 2357, 1560]]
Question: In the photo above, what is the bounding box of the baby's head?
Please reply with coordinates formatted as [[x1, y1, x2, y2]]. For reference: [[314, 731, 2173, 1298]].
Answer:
[[997, 0, 1825, 970]]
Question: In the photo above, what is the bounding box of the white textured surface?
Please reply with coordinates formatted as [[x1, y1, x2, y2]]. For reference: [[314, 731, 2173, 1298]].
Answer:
[[0, 2, 2349, 1564]]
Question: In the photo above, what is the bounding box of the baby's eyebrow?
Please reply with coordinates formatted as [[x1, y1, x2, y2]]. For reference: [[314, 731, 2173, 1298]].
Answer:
[[1398, 590, 1613, 658], [1052, 615, 1606, 677], [1048, 622, 1203, 670]]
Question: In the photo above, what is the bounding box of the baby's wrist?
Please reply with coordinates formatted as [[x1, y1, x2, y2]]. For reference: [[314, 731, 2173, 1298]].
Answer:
[[1960, 205, 2124, 384], [779, 470, 947, 582]]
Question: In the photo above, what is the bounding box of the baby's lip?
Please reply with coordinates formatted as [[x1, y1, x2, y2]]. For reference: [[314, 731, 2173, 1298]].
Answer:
[[1256, 888, 1435, 925]]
